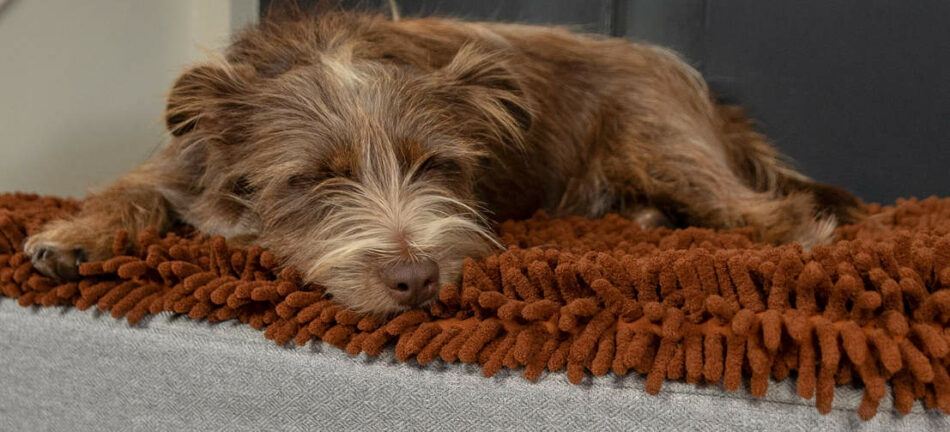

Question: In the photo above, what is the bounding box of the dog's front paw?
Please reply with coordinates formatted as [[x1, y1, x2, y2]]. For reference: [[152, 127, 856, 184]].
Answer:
[[23, 229, 90, 281]]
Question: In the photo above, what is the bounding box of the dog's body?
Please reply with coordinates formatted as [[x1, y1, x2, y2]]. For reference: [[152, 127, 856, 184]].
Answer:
[[25, 10, 862, 314]]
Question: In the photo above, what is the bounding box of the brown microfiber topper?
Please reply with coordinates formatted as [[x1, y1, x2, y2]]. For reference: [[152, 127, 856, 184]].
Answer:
[[2, 193, 950, 420]]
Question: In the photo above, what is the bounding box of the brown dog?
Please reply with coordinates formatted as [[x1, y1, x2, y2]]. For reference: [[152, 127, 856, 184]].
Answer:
[[24, 9, 862, 315]]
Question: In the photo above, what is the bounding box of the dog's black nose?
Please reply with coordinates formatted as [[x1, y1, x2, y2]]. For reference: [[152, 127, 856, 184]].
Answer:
[[380, 258, 440, 307]]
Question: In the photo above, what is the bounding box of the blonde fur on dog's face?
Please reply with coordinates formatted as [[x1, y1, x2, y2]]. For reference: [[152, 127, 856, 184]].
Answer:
[[257, 134, 497, 314]]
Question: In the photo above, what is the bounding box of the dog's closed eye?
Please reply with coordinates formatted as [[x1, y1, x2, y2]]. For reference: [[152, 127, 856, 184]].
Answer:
[[416, 155, 461, 177], [231, 175, 255, 197], [287, 166, 355, 190], [288, 171, 333, 190]]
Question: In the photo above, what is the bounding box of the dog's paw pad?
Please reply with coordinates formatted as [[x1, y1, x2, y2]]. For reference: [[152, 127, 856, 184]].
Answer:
[[630, 207, 674, 230], [23, 239, 86, 281]]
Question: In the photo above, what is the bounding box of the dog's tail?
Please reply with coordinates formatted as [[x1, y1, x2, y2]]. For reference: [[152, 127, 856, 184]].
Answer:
[[716, 104, 866, 225]]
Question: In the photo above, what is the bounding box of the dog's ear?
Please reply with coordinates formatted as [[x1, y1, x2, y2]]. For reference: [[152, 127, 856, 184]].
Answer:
[[436, 45, 533, 147], [165, 64, 253, 137]]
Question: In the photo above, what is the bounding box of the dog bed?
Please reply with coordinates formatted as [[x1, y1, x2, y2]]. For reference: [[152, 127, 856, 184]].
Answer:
[[2, 192, 950, 426]]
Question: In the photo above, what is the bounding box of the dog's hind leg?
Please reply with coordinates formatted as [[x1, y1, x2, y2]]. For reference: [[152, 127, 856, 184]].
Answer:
[[605, 123, 836, 248], [716, 104, 865, 225], [630, 149, 837, 249]]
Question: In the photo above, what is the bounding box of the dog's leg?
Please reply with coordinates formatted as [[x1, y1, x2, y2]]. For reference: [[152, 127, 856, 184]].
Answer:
[[24, 163, 175, 280], [642, 157, 834, 249]]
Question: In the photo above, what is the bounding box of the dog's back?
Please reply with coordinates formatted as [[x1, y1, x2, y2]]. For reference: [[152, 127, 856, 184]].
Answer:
[[375, 14, 865, 236]]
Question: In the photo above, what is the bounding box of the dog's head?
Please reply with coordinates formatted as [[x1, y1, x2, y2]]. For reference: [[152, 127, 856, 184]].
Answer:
[[162, 14, 530, 315]]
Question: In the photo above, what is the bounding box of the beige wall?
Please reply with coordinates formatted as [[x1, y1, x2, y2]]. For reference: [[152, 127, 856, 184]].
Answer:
[[0, 0, 257, 197]]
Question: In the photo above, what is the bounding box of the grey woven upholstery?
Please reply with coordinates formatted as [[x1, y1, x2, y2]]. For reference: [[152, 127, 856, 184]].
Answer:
[[2, 300, 947, 431]]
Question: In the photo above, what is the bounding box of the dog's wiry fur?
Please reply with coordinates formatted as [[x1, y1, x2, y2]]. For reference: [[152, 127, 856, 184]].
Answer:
[[25, 8, 863, 315]]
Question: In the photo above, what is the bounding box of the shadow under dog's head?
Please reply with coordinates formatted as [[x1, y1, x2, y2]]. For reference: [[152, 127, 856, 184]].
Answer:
[[161, 11, 532, 315]]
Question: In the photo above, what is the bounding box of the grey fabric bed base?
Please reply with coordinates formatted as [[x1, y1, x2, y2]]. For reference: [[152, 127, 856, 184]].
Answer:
[[1, 300, 947, 431]]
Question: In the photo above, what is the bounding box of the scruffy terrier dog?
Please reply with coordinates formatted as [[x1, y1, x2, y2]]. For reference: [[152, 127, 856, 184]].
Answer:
[[25, 9, 862, 315]]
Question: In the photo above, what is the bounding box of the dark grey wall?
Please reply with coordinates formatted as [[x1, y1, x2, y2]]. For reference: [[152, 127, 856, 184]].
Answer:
[[260, 0, 950, 204], [701, 1, 950, 205]]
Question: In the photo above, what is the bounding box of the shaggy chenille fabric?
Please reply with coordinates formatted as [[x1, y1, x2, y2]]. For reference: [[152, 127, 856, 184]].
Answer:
[[2, 193, 950, 421]]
